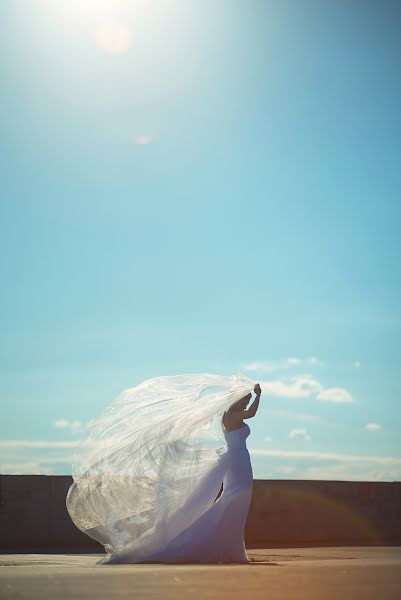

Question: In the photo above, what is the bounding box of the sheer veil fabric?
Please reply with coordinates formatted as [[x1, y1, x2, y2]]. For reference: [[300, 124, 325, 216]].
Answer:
[[66, 372, 256, 563]]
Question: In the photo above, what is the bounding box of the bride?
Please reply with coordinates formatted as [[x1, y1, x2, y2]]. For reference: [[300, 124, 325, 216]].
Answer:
[[66, 373, 262, 564]]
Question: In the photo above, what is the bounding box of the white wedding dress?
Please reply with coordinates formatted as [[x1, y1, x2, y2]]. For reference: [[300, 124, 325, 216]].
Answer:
[[66, 373, 255, 564]]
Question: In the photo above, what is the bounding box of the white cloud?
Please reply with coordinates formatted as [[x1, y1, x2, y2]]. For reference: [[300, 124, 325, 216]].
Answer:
[[303, 464, 349, 479], [242, 356, 324, 373], [353, 361, 361, 368], [368, 469, 401, 481], [307, 356, 324, 366], [259, 374, 323, 399], [288, 428, 311, 441], [53, 419, 84, 433], [0, 462, 55, 475], [251, 455, 401, 481], [301, 463, 401, 482], [134, 134, 152, 145], [256, 374, 354, 403], [277, 465, 297, 474], [365, 422, 382, 431], [70, 420, 83, 432], [264, 436, 273, 443], [241, 360, 282, 373], [0, 452, 75, 475], [0, 440, 81, 448], [0, 453, 76, 475], [249, 448, 401, 465], [316, 387, 353, 403], [242, 358, 354, 404], [41, 456, 75, 464]]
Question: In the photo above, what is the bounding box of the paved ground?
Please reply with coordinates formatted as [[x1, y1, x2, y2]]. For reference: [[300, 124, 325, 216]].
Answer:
[[1, 547, 400, 599]]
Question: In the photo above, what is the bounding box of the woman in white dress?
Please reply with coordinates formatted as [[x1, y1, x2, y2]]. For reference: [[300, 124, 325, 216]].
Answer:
[[66, 373, 261, 564]]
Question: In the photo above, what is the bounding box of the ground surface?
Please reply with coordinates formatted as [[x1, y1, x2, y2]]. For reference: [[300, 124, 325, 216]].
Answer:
[[1, 547, 400, 599]]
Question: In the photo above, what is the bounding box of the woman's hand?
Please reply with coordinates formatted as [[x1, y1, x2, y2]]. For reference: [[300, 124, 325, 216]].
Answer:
[[254, 383, 261, 395]]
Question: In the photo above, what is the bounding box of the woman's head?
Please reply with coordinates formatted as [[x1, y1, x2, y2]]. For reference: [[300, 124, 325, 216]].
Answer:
[[232, 392, 252, 412]]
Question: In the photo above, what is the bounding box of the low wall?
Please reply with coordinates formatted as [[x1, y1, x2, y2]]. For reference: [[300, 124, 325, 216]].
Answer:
[[0, 475, 400, 550]]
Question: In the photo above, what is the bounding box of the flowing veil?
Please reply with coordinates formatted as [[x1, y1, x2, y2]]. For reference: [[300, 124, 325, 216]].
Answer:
[[66, 372, 256, 561]]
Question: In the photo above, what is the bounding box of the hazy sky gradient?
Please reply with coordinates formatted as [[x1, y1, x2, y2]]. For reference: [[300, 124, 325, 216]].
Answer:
[[1, 0, 400, 480]]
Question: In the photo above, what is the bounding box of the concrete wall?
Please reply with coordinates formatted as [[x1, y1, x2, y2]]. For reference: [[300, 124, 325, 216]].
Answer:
[[245, 479, 401, 546], [1, 475, 400, 551]]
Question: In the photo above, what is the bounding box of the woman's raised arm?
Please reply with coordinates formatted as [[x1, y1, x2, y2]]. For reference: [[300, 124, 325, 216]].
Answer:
[[242, 384, 261, 419]]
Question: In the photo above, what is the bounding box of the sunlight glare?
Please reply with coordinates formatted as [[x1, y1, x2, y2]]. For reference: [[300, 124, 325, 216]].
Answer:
[[95, 23, 133, 54]]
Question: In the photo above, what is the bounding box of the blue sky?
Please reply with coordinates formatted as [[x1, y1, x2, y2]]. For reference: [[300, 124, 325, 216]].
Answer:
[[1, 0, 400, 480]]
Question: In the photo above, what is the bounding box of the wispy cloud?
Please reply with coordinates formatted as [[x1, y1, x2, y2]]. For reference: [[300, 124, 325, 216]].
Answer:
[[241, 360, 282, 373], [0, 462, 55, 475], [134, 134, 152, 145], [249, 448, 401, 465], [367, 469, 401, 481], [242, 356, 324, 373], [316, 387, 353, 403], [288, 428, 311, 441], [0, 440, 81, 448], [301, 463, 401, 482], [365, 422, 382, 431], [264, 436, 273, 443], [0, 454, 75, 475], [0, 454, 74, 475], [276, 465, 297, 474], [353, 360, 361, 368], [54, 419, 84, 433], [306, 357, 324, 366], [302, 464, 349, 479]]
